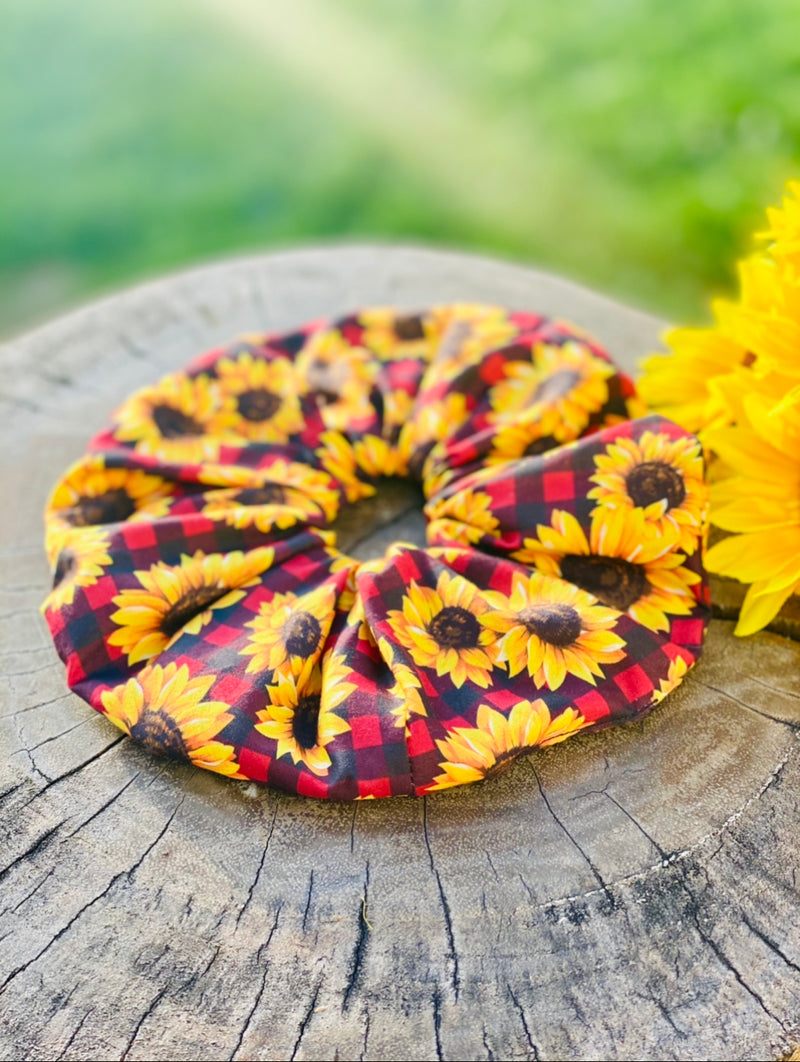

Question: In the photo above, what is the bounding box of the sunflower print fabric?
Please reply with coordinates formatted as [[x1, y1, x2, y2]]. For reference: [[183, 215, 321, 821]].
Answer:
[[41, 305, 710, 799]]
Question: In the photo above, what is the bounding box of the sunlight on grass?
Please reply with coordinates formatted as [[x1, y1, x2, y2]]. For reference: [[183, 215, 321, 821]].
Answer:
[[1, 0, 797, 336]]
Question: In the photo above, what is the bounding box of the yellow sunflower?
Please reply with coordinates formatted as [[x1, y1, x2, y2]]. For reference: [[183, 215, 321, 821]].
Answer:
[[358, 308, 437, 361], [587, 430, 707, 555], [352, 434, 407, 479], [241, 582, 337, 677], [197, 459, 341, 522], [101, 662, 242, 776], [376, 637, 428, 722], [295, 329, 378, 430], [397, 393, 471, 467], [703, 380, 800, 635], [424, 489, 500, 545], [200, 486, 324, 534], [429, 304, 519, 379], [209, 353, 306, 443], [487, 342, 614, 439], [315, 432, 375, 502], [485, 419, 563, 465], [112, 372, 225, 463], [638, 328, 743, 435], [652, 655, 691, 706], [512, 508, 701, 634], [43, 525, 113, 611], [481, 571, 626, 689], [386, 570, 497, 689], [255, 654, 354, 775], [46, 455, 174, 545], [108, 547, 274, 664], [428, 700, 593, 791], [637, 181, 800, 633]]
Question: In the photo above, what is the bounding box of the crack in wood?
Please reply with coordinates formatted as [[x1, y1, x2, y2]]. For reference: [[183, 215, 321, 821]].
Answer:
[[697, 678, 800, 729], [0, 796, 184, 996], [55, 1007, 92, 1061], [431, 983, 444, 1062], [229, 904, 283, 1061], [342, 861, 370, 1012], [234, 799, 280, 929], [289, 975, 324, 1062], [422, 799, 460, 1000], [17, 735, 126, 811], [301, 869, 315, 935], [530, 763, 607, 890], [119, 984, 169, 1062], [506, 984, 540, 1060]]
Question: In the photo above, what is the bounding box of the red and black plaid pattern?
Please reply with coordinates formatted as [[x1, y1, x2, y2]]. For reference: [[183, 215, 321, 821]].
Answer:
[[42, 305, 710, 799]]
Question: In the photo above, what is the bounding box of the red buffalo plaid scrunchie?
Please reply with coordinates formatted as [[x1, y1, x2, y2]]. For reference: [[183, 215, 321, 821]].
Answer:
[[41, 304, 710, 799]]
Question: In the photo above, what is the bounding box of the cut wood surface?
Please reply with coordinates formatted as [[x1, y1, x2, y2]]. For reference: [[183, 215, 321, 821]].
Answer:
[[1, 244, 799, 1062]]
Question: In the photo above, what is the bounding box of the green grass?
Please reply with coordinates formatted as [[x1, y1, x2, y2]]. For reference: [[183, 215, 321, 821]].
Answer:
[[2, 0, 798, 337]]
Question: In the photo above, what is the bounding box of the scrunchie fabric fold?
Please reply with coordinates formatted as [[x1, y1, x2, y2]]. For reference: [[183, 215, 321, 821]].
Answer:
[[42, 304, 710, 799]]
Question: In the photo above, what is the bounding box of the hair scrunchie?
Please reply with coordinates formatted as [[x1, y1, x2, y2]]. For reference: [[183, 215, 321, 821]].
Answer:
[[42, 304, 709, 799]]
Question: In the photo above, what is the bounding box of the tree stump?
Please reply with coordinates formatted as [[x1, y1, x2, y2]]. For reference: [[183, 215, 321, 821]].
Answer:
[[2, 245, 799, 1062]]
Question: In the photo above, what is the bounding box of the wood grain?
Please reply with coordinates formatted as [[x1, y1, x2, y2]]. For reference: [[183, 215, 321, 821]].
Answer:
[[2, 245, 799, 1062]]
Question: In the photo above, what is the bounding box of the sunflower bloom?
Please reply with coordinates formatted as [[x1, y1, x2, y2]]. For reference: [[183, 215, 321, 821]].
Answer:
[[210, 353, 306, 442], [241, 583, 338, 677], [352, 434, 407, 479], [428, 700, 593, 791], [197, 458, 341, 522], [386, 570, 497, 688], [703, 385, 800, 635], [296, 329, 378, 430], [481, 571, 626, 688], [315, 431, 375, 502], [652, 655, 691, 706], [46, 455, 173, 545], [112, 372, 225, 463], [101, 662, 242, 776], [428, 303, 519, 379], [358, 308, 437, 361], [425, 489, 500, 545], [43, 526, 113, 611], [487, 341, 614, 439], [587, 430, 707, 555], [108, 547, 274, 664], [639, 179, 800, 632], [513, 509, 701, 634], [255, 655, 353, 775]]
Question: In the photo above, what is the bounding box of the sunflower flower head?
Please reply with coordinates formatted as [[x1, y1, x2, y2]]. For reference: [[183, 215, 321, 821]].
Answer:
[[428, 700, 593, 791], [640, 178, 800, 633]]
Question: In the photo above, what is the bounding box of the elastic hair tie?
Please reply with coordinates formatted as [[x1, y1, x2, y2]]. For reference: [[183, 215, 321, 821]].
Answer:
[[41, 304, 710, 799]]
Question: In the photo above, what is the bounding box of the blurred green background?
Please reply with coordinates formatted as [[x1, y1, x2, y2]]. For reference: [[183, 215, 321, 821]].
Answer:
[[2, 0, 798, 338]]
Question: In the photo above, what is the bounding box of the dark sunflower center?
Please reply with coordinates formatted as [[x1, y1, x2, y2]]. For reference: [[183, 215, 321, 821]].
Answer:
[[160, 584, 225, 638], [523, 435, 557, 457], [519, 603, 582, 647], [428, 606, 480, 649], [394, 314, 425, 341], [237, 389, 282, 422], [234, 485, 287, 506], [53, 549, 76, 587], [292, 694, 321, 749], [152, 404, 203, 438], [130, 709, 188, 759], [283, 611, 322, 657], [67, 488, 135, 527], [532, 369, 580, 405], [626, 461, 686, 510], [560, 554, 648, 612]]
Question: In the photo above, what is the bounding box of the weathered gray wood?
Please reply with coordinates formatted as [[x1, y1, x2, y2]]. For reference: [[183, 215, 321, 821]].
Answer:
[[2, 244, 800, 1062]]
